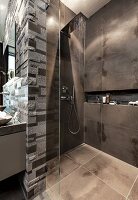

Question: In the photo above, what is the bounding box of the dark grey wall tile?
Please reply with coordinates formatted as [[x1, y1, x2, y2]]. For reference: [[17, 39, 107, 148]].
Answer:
[[85, 0, 138, 91], [85, 120, 101, 150], [101, 124, 138, 167], [102, 105, 138, 130], [85, 103, 138, 167]]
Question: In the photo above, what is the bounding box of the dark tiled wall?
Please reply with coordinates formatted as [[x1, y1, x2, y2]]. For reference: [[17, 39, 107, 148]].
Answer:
[[46, 1, 77, 160], [85, 0, 138, 168], [60, 14, 86, 153], [85, 103, 138, 167], [85, 0, 138, 92], [46, 0, 86, 156]]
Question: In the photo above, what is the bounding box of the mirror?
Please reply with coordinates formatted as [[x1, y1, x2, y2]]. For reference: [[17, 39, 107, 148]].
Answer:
[[0, 22, 15, 105], [7, 23, 15, 80]]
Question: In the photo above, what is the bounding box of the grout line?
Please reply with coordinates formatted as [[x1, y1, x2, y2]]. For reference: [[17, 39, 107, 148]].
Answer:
[[126, 174, 138, 199], [48, 164, 83, 191], [65, 149, 101, 166], [81, 151, 102, 166], [47, 144, 137, 199], [63, 143, 85, 155], [99, 150, 138, 171], [48, 151, 102, 191], [82, 165, 127, 199], [47, 144, 102, 190]]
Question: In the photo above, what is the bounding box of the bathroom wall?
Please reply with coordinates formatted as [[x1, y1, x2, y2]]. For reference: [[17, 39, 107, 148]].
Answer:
[[4, 0, 47, 199], [85, 0, 138, 167], [85, 0, 138, 92], [60, 13, 86, 153], [0, 42, 3, 104], [46, 1, 76, 160]]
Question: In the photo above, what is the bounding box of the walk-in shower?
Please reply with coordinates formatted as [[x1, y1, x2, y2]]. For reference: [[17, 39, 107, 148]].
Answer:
[[45, 0, 138, 199]]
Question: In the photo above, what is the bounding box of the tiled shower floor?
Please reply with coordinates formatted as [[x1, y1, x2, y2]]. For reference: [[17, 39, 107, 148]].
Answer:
[[36, 144, 138, 200]]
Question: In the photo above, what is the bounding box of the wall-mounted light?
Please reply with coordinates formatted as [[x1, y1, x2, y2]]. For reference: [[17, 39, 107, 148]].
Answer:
[[0, 5, 5, 11], [47, 16, 56, 27]]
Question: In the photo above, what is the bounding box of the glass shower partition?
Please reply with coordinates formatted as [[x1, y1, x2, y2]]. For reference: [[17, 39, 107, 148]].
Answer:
[[46, 0, 86, 198], [46, 0, 61, 196]]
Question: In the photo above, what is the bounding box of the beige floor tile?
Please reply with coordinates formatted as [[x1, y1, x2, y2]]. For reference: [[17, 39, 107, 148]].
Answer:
[[128, 177, 138, 200], [34, 190, 53, 200], [66, 145, 99, 165], [60, 155, 80, 176], [84, 153, 138, 197], [82, 144, 101, 154], [45, 188, 63, 200], [47, 187, 64, 200], [47, 155, 79, 188], [46, 157, 60, 175], [50, 167, 125, 200], [46, 168, 61, 188]]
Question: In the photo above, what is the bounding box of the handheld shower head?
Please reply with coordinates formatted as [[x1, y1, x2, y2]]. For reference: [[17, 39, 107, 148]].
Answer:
[[46, 0, 50, 10]]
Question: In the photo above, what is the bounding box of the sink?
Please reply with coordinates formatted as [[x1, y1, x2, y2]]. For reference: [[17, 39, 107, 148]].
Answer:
[[0, 112, 12, 126], [0, 106, 6, 111]]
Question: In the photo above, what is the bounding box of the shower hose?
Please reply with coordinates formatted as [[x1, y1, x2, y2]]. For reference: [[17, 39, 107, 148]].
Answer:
[[68, 86, 80, 135]]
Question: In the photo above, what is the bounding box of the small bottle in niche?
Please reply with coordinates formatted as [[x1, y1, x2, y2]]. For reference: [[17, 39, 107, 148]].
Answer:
[[96, 96, 100, 103], [106, 93, 110, 104], [102, 96, 106, 104]]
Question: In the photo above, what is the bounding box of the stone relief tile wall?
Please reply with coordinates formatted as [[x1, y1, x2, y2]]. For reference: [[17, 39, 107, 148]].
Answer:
[[4, 0, 47, 199], [22, 1, 47, 199], [3, 77, 28, 123]]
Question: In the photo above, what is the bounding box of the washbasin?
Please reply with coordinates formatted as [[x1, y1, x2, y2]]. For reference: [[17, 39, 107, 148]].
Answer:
[[0, 111, 12, 126]]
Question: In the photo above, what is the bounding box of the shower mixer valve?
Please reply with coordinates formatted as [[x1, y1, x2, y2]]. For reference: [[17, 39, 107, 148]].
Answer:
[[61, 85, 72, 101]]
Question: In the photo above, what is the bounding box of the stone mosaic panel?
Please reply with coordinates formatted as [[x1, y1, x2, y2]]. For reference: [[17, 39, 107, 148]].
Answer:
[[4, 0, 47, 199]]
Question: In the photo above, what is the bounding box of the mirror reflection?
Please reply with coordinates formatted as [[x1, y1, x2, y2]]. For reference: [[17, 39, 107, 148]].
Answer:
[[0, 22, 15, 106]]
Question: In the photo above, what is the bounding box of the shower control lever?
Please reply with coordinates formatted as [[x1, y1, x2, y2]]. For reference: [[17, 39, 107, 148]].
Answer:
[[61, 95, 72, 101]]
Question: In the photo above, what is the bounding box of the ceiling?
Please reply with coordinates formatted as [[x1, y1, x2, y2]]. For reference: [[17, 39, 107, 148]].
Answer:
[[60, 0, 111, 18], [0, 0, 9, 42], [0, 0, 112, 42]]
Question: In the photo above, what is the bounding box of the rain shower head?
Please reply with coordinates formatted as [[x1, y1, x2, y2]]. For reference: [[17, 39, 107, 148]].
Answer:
[[61, 30, 71, 38]]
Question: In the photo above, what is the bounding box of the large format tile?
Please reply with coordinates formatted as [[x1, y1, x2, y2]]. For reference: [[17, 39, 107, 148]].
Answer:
[[46, 155, 79, 188], [51, 167, 125, 200], [128, 177, 138, 200], [66, 144, 99, 165], [60, 155, 80, 177], [84, 153, 138, 197], [46, 157, 60, 188], [81, 144, 101, 154], [34, 188, 63, 200], [85, 120, 102, 150], [34, 190, 52, 200], [46, 168, 61, 188], [101, 124, 138, 167]]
